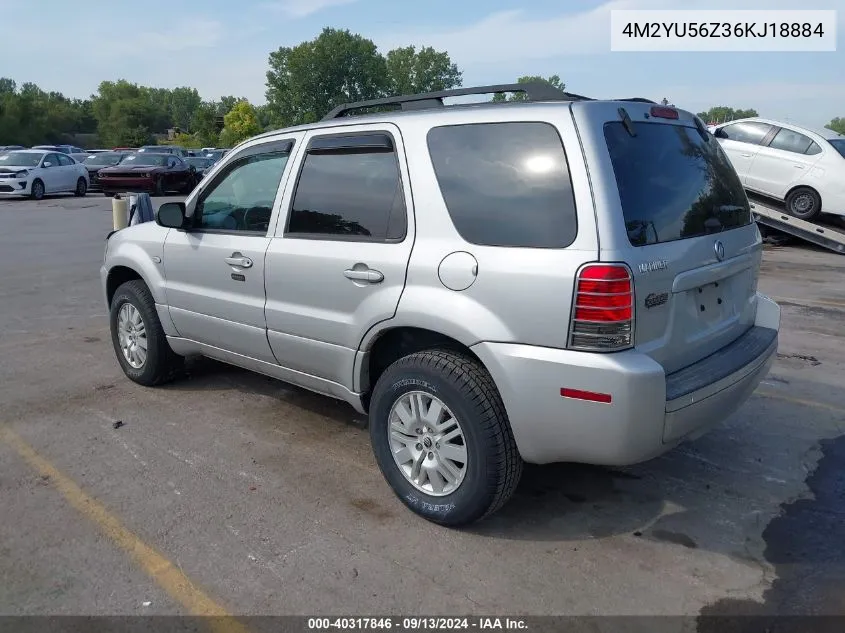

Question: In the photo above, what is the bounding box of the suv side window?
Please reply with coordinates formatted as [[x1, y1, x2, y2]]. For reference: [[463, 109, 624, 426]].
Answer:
[[767, 128, 814, 154], [286, 133, 407, 241], [427, 122, 577, 248], [194, 144, 292, 234], [715, 121, 772, 145]]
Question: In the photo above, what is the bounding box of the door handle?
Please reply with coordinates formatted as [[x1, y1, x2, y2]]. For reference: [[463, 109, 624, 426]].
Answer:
[[224, 255, 253, 268], [740, 153, 752, 158], [794, 165, 805, 169], [344, 268, 384, 283]]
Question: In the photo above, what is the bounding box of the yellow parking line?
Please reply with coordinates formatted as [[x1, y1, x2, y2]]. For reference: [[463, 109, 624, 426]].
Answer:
[[0, 427, 248, 633], [755, 389, 845, 415]]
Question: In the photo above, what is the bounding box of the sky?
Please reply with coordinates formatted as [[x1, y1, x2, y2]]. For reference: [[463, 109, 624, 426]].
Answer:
[[2, 0, 843, 128]]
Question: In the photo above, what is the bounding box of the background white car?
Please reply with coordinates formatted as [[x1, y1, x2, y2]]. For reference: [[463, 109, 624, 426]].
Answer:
[[711, 117, 845, 221], [0, 150, 90, 200]]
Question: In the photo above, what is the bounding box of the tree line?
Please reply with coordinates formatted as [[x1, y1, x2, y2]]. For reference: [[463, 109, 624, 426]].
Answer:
[[1, 27, 842, 149]]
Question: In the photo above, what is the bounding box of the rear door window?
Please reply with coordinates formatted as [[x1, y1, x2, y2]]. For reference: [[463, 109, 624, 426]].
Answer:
[[286, 134, 407, 241], [604, 121, 752, 247], [427, 122, 577, 248], [767, 128, 814, 154]]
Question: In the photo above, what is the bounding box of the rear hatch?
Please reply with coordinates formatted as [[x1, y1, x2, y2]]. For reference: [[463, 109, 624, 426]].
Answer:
[[572, 101, 762, 374]]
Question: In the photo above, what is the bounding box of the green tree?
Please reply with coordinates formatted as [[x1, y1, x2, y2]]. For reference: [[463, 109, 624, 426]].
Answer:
[[219, 100, 261, 147], [217, 96, 243, 115], [266, 27, 388, 126], [92, 81, 159, 146], [492, 75, 566, 102], [695, 106, 759, 124], [190, 101, 223, 146], [384, 45, 462, 95], [826, 117, 845, 135]]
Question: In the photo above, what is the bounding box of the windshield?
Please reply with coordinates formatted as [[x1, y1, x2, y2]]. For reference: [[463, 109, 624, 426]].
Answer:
[[604, 121, 752, 246], [828, 139, 845, 159], [0, 152, 43, 167], [118, 154, 167, 167], [84, 153, 125, 166]]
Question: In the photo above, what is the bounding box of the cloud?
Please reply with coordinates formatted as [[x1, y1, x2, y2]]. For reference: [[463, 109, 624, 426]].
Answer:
[[261, 0, 358, 18], [135, 19, 224, 52]]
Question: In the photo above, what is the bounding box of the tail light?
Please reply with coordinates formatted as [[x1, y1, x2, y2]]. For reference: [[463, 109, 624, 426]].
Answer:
[[568, 263, 634, 352]]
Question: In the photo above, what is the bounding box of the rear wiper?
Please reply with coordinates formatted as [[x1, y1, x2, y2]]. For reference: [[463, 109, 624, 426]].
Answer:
[[618, 107, 637, 137]]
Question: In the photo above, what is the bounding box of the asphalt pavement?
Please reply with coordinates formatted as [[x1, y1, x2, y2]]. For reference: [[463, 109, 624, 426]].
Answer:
[[1, 194, 844, 626]]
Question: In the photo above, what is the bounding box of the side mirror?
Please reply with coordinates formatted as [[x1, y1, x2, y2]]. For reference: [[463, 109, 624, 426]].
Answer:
[[42, 161, 52, 168], [156, 202, 187, 229]]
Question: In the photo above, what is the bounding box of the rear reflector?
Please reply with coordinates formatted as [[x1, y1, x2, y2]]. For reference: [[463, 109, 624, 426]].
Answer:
[[568, 263, 634, 352], [561, 388, 612, 404], [650, 106, 679, 120]]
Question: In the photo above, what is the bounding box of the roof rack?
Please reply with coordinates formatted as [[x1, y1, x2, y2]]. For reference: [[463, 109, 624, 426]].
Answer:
[[616, 97, 657, 104], [322, 82, 592, 120]]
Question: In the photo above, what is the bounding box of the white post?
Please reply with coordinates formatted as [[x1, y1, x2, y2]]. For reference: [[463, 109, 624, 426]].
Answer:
[[112, 194, 128, 230]]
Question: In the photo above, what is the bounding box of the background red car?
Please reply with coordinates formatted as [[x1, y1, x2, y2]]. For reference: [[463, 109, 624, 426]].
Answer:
[[97, 153, 197, 196]]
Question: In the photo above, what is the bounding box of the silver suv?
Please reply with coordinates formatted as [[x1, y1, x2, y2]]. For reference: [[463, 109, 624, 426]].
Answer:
[[101, 83, 780, 526]]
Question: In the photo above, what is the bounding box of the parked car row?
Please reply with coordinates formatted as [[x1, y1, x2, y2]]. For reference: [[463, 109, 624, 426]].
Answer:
[[0, 144, 230, 199]]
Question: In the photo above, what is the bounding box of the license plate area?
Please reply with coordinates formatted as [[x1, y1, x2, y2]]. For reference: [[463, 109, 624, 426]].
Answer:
[[687, 275, 739, 327]]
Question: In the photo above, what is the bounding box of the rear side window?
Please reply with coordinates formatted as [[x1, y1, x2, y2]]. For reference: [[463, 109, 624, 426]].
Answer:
[[604, 121, 752, 247], [829, 139, 845, 159], [715, 121, 772, 145], [768, 128, 814, 154], [287, 135, 406, 241], [427, 122, 577, 248]]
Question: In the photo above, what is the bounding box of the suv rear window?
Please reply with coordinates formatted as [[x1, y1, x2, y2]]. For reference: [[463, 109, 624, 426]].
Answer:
[[427, 122, 577, 248], [604, 121, 752, 247]]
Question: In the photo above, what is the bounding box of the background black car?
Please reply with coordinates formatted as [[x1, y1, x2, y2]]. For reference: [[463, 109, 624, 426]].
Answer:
[[184, 156, 216, 180]]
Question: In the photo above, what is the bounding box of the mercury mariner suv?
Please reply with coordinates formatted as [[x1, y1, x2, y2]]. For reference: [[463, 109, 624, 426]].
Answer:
[[100, 83, 780, 526]]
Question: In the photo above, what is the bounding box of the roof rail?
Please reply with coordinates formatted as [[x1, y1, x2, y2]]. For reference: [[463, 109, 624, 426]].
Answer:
[[321, 82, 592, 120]]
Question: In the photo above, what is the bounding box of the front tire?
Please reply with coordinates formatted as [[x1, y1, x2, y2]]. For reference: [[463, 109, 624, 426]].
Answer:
[[109, 280, 183, 386], [30, 179, 45, 200], [74, 177, 87, 197], [368, 349, 523, 527], [785, 187, 821, 221]]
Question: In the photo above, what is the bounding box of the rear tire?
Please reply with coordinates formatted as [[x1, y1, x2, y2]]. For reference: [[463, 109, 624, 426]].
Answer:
[[368, 349, 523, 527], [74, 177, 87, 197], [109, 280, 183, 387], [785, 187, 821, 221]]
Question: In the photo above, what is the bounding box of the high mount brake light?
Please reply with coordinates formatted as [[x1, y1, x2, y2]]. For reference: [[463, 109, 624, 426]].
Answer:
[[650, 106, 680, 120]]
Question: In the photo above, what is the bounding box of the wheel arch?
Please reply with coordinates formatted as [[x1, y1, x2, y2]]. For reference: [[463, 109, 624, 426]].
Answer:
[[355, 325, 488, 410], [106, 265, 145, 308], [785, 183, 821, 205]]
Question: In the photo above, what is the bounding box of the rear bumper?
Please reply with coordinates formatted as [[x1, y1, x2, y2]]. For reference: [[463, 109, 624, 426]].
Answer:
[[471, 293, 780, 466]]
